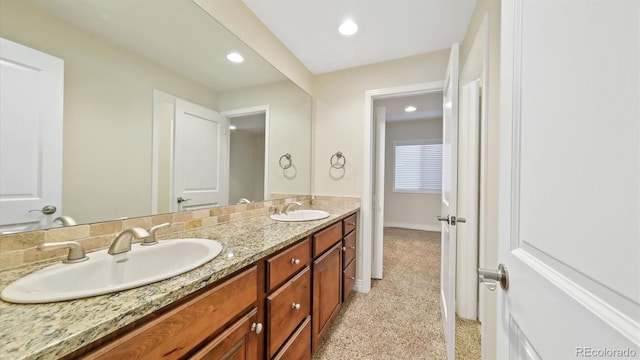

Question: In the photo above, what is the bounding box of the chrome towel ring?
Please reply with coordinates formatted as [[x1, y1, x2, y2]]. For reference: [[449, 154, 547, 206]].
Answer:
[[330, 151, 346, 169], [279, 153, 292, 169]]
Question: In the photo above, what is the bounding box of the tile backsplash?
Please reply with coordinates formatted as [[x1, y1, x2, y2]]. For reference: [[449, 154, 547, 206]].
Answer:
[[0, 195, 361, 271], [0, 196, 311, 270]]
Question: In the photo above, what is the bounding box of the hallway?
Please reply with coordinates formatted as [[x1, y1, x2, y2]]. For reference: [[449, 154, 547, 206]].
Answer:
[[313, 228, 447, 359]]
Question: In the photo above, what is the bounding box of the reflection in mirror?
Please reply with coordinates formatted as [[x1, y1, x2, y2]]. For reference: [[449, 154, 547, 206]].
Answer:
[[0, 0, 312, 234]]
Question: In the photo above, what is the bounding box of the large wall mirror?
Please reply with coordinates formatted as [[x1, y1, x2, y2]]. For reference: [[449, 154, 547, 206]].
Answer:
[[0, 0, 312, 234]]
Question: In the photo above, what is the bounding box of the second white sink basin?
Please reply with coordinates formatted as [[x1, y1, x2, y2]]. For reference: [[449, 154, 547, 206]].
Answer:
[[0, 238, 222, 304], [270, 209, 330, 222]]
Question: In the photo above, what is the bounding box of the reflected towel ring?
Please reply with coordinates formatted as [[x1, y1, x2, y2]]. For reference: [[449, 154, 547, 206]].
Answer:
[[330, 151, 346, 169], [279, 153, 292, 169]]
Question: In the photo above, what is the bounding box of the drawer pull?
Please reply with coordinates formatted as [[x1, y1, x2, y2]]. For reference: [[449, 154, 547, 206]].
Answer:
[[290, 258, 300, 265], [251, 322, 263, 334], [291, 302, 301, 310], [350, 276, 355, 280]]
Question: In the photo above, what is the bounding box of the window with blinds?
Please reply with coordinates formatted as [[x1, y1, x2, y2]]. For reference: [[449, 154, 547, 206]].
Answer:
[[394, 140, 442, 193]]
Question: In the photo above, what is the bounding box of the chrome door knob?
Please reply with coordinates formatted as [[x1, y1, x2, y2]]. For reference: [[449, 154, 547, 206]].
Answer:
[[29, 205, 57, 215], [437, 215, 449, 223], [176, 196, 191, 204], [478, 264, 509, 291]]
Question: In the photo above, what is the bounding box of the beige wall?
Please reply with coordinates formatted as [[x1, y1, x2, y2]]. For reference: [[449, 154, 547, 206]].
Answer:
[[312, 51, 450, 197], [218, 81, 312, 197], [459, 0, 501, 359], [194, 0, 314, 95], [0, 0, 219, 224], [383, 119, 443, 230]]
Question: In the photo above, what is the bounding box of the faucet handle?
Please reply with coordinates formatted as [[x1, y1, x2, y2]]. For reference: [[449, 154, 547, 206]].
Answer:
[[143, 223, 170, 246], [38, 241, 88, 264], [270, 205, 282, 215]]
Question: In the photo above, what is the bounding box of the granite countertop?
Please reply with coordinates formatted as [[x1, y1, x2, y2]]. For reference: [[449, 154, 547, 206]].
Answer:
[[0, 204, 359, 360]]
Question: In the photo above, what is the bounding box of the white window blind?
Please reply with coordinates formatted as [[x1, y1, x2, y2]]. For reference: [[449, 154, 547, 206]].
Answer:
[[394, 140, 442, 193]]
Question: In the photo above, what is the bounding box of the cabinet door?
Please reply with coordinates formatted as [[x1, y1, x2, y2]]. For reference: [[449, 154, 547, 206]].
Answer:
[[312, 242, 342, 351], [266, 267, 311, 358], [189, 308, 259, 360]]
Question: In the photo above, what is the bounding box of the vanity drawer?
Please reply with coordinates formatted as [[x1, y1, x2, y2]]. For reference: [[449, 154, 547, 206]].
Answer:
[[343, 213, 357, 235], [272, 316, 311, 360], [266, 237, 311, 292], [343, 259, 356, 302], [267, 266, 311, 358], [84, 266, 257, 360], [313, 221, 342, 256], [342, 230, 356, 268]]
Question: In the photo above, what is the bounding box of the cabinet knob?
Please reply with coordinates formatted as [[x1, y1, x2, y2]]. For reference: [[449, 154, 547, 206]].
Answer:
[[342, 247, 346, 252], [290, 258, 300, 265], [348, 222, 356, 226], [350, 276, 355, 280], [350, 246, 356, 250], [250, 322, 263, 334], [291, 302, 301, 310]]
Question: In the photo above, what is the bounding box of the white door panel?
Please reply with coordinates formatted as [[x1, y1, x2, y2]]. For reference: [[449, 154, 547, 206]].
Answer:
[[441, 43, 459, 360], [0, 38, 63, 231], [497, 0, 639, 358], [173, 99, 228, 211]]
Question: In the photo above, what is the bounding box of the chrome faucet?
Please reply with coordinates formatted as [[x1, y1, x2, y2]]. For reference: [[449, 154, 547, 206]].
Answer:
[[142, 223, 170, 246], [53, 216, 77, 227], [282, 201, 302, 215], [108, 227, 150, 255], [237, 198, 251, 204]]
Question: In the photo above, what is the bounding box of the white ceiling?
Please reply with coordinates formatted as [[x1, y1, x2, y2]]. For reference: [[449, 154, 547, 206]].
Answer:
[[26, 0, 286, 92], [375, 91, 443, 122], [242, 0, 477, 74]]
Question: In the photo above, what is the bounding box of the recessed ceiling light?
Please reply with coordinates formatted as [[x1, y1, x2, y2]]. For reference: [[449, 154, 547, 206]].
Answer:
[[226, 52, 244, 63], [229, 125, 237, 130], [339, 20, 358, 36], [405, 106, 417, 112]]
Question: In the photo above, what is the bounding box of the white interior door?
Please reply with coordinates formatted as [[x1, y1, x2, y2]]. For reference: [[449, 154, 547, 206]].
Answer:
[[456, 80, 480, 320], [173, 99, 228, 211], [372, 106, 386, 279], [440, 43, 459, 360], [0, 38, 63, 232], [496, 0, 640, 358]]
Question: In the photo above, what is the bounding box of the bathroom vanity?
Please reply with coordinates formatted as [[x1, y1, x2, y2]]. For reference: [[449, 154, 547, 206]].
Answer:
[[0, 204, 359, 360]]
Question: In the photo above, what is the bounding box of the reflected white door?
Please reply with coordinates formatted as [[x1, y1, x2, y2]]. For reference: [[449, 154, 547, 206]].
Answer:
[[440, 43, 459, 360], [173, 99, 228, 211], [372, 106, 386, 279], [496, 0, 640, 358], [0, 38, 63, 232]]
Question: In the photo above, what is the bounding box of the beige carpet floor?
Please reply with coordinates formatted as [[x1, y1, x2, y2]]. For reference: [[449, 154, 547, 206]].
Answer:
[[312, 227, 481, 360]]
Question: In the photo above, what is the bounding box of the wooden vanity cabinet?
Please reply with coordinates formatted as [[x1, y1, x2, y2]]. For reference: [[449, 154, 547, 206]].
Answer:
[[81, 266, 260, 360], [342, 213, 358, 301], [68, 212, 360, 360]]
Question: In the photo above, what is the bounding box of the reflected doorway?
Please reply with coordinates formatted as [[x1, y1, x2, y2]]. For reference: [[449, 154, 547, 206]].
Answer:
[[223, 106, 269, 204]]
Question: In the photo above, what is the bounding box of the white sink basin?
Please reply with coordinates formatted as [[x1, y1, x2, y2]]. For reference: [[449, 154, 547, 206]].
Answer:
[[1, 238, 222, 304], [270, 209, 330, 222]]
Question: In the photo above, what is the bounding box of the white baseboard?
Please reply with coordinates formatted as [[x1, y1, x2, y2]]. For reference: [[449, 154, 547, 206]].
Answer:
[[383, 222, 441, 232]]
